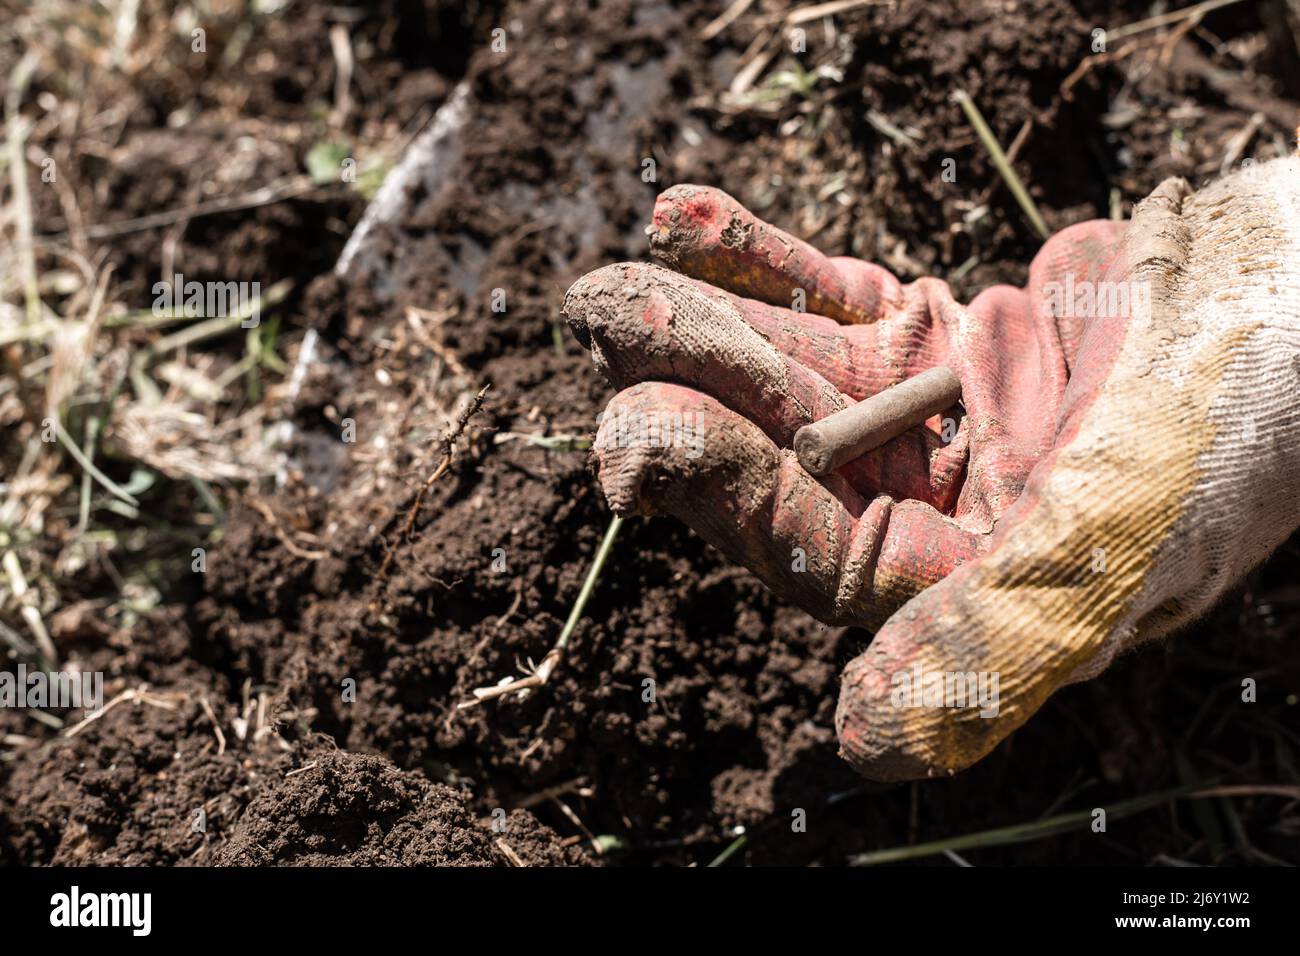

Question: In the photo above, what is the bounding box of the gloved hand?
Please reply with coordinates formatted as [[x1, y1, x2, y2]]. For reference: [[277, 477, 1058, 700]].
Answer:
[[562, 158, 1300, 781]]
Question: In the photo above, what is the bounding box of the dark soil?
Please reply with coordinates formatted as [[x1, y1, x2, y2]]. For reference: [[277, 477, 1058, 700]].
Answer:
[[3, 0, 1299, 866]]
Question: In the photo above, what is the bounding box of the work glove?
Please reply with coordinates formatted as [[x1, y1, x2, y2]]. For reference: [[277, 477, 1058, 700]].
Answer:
[[562, 157, 1300, 782]]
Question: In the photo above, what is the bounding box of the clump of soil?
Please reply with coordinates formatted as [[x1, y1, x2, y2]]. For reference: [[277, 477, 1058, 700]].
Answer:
[[218, 751, 584, 866], [0, 672, 577, 866], [4, 685, 250, 866], [4, 0, 1299, 866]]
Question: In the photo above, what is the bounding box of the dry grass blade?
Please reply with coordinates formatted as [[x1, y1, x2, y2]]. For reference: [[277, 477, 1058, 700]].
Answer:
[[59, 176, 319, 241], [6, 51, 42, 324], [699, 0, 756, 40], [113, 404, 278, 483], [785, 0, 893, 27], [849, 782, 1219, 864], [707, 832, 749, 867], [1108, 0, 1249, 42], [2, 550, 58, 665], [53, 418, 138, 506], [61, 685, 187, 738], [953, 89, 1050, 240]]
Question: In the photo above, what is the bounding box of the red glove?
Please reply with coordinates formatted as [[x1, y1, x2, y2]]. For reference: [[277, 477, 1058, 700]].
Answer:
[[564, 162, 1300, 780]]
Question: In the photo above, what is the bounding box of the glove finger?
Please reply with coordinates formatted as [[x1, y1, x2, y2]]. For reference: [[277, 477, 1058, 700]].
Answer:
[[640, 189, 968, 403], [636, 189, 1128, 530], [565, 261, 968, 511], [569, 259, 930, 402], [647, 184, 901, 325], [834, 441, 1131, 782], [595, 381, 986, 628]]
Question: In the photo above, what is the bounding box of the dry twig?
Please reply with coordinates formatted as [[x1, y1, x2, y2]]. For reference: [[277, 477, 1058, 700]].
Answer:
[[245, 495, 330, 562], [199, 694, 227, 756], [372, 384, 491, 593]]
